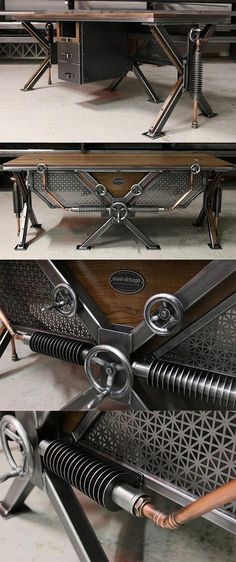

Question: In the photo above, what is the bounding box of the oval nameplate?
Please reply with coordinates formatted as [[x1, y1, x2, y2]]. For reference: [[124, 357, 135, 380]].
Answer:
[[112, 178, 125, 185], [109, 270, 145, 294]]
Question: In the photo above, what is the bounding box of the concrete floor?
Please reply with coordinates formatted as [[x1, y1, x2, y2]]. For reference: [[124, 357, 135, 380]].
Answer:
[[0, 449, 235, 562], [0, 341, 89, 410], [1, 61, 236, 143], [0, 188, 235, 259]]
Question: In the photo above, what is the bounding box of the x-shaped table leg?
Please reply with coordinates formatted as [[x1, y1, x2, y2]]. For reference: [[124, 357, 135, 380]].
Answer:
[[21, 21, 53, 91], [76, 171, 161, 250], [144, 23, 217, 138]]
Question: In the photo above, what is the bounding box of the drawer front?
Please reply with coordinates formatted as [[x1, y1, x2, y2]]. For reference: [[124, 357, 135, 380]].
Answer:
[[57, 41, 81, 65], [58, 61, 81, 84]]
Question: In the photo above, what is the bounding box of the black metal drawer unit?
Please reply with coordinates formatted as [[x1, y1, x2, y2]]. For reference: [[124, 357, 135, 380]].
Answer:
[[57, 21, 130, 85]]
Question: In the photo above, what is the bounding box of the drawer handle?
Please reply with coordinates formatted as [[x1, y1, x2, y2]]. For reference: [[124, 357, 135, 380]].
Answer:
[[64, 72, 74, 79], [61, 53, 72, 59]]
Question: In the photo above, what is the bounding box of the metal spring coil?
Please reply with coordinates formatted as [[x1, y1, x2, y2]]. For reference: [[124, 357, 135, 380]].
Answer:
[[72, 206, 106, 213], [43, 440, 135, 511], [147, 360, 236, 408], [29, 332, 88, 365], [191, 48, 203, 96]]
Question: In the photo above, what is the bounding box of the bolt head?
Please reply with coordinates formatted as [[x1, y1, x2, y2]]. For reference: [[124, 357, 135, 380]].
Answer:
[[159, 308, 170, 320]]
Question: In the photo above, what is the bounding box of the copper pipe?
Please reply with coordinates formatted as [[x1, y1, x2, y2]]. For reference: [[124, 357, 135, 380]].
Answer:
[[169, 171, 194, 211], [10, 338, 19, 362], [140, 479, 236, 529], [0, 309, 24, 341], [41, 172, 67, 209], [0, 309, 16, 337]]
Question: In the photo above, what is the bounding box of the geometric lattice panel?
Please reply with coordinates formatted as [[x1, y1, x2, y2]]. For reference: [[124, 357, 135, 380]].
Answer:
[[83, 411, 236, 518], [133, 171, 204, 209], [163, 303, 236, 377], [0, 261, 94, 342], [0, 42, 45, 59], [30, 171, 103, 209]]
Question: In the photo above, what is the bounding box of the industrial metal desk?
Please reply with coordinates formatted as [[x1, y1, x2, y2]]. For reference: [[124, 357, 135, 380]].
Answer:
[[3, 151, 234, 251], [0, 260, 235, 410], [1, 8, 229, 137]]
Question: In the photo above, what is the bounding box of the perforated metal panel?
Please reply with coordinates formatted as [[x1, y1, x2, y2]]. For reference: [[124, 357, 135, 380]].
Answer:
[[0, 261, 94, 342], [29, 170, 205, 210], [30, 171, 104, 209], [162, 300, 236, 377], [132, 171, 204, 209], [82, 411, 236, 518]]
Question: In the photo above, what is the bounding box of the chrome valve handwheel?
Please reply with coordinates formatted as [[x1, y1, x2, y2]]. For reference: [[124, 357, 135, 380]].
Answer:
[[96, 184, 107, 197], [131, 184, 143, 196], [85, 344, 133, 399], [0, 415, 34, 482], [52, 284, 78, 317], [42, 283, 78, 318], [144, 293, 183, 336], [190, 163, 201, 175], [109, 202, 128, 223], [37, 163, 47, 174]]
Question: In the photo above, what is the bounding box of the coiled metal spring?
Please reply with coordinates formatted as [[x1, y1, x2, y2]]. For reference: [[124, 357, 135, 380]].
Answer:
[[148, 360, 236, 408], [191, 47, 203, 96], [72, 206, 106, 213], [29, 332, 88, 365], [43, 440, 137, 511]]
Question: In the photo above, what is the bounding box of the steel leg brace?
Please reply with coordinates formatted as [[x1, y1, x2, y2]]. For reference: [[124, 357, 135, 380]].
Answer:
[[13, 172, 42, 251], [22, 21, 54, 91], [0, 326, 11, 361], [193, 172, 223, 249], [108, 62, 162, 104], [76, 171, 161, 250]]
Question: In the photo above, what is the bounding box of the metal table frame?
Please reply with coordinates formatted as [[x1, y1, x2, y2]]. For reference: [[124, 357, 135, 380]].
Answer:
[[9, 164, 224, 252], [0, 9, 228, 137], [111, 22, 218, 137]]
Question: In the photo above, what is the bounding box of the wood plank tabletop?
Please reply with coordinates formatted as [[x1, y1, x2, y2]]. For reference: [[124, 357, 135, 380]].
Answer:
[[4, 152, 233, 171], [0, 10, 229, 24]]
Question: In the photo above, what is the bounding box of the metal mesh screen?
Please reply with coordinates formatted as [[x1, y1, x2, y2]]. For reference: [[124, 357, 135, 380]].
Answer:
[[133, 172, 204, 209], [162, 300, 236, 377], [30, 171, 104, 208], [82, 411, 236, 518], [30, 170, 204, 210], [0, 261, 94, 342]]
